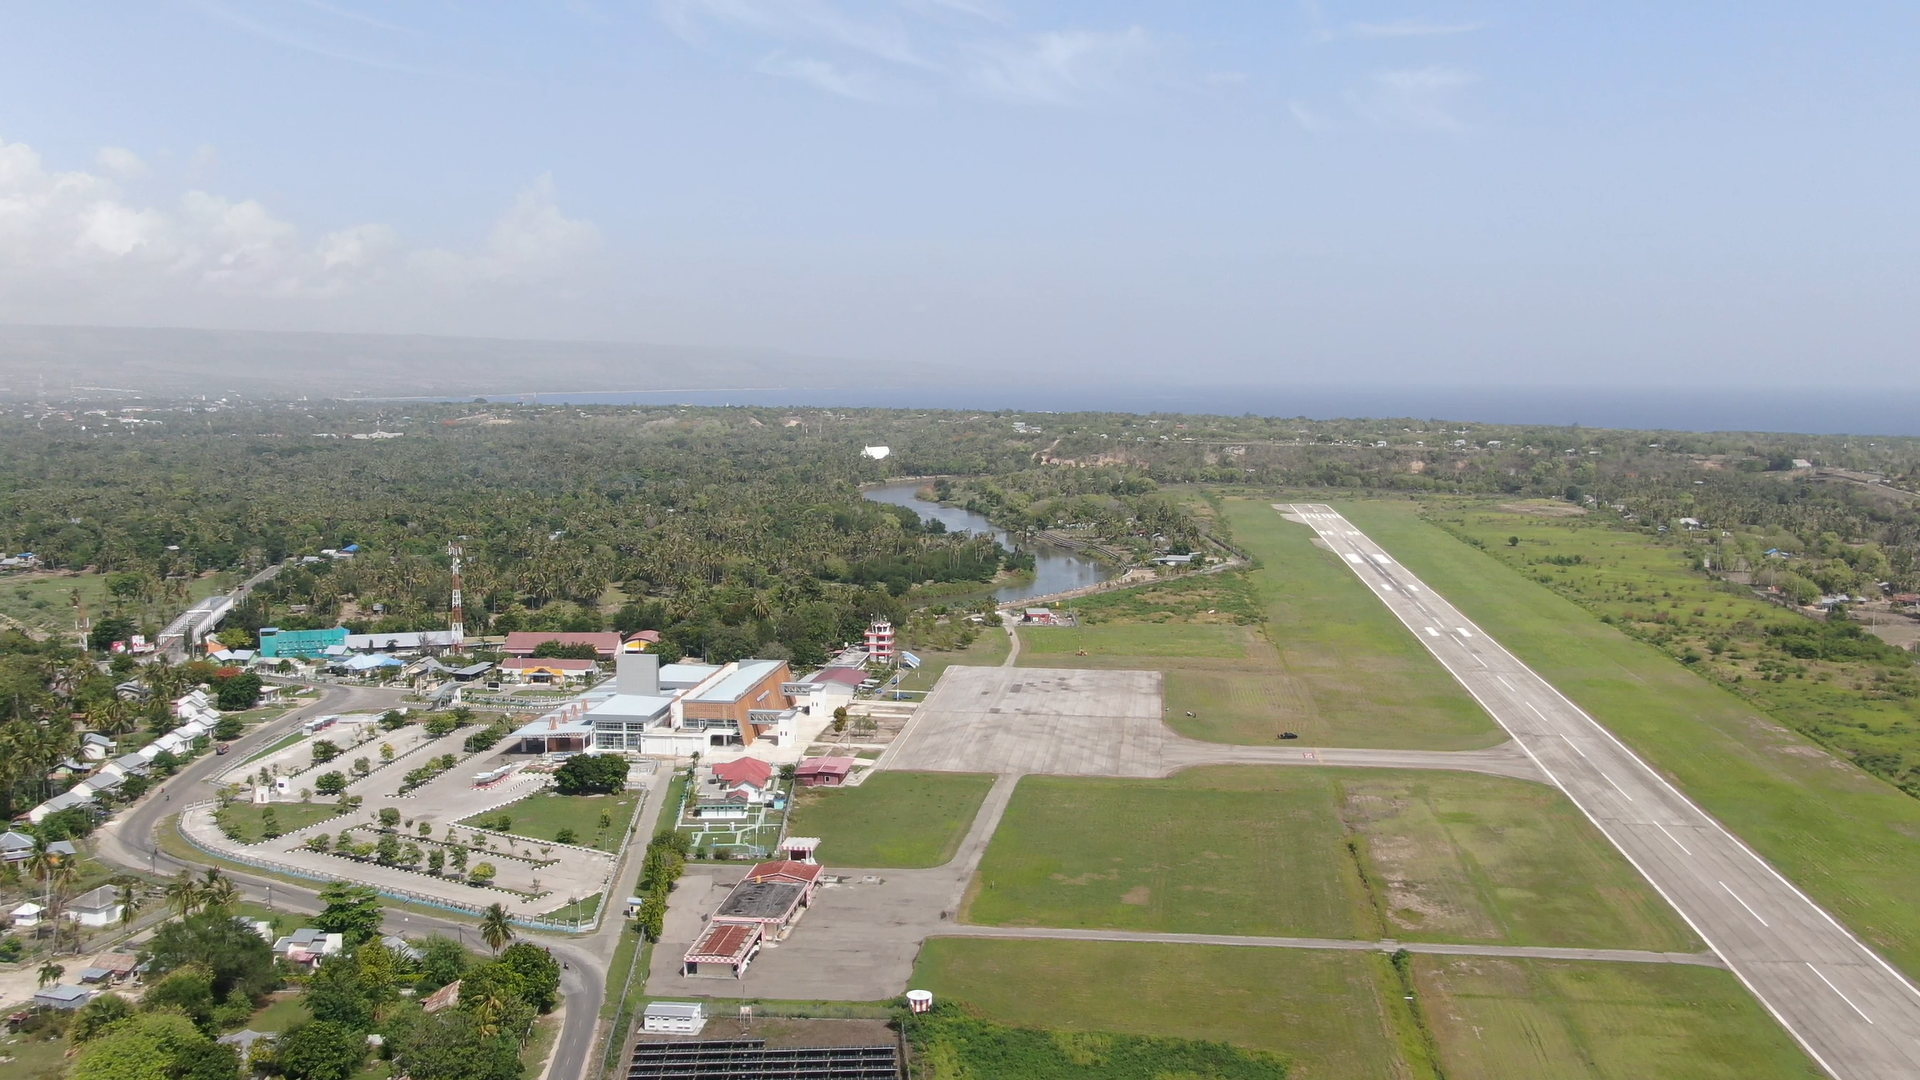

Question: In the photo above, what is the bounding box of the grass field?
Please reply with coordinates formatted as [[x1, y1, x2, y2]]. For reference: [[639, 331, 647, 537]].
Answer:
[[784, 771, 995, 868], [1340, 499, 1920, 977], [213, 800, 342, 843], [967, 766, 1697, 951], [0, 569, 233, 637], [895, 628, 1010, 693], [1414, 956, 1824, 1080], [1011, 504, 1502, 751], [910, 937, 1414, 1077], [247, 993, 312, 1033], [459, 791, 641, 851]]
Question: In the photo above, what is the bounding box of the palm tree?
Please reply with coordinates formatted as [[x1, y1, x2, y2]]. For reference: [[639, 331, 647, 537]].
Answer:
[[119, 882, 142, 931], [25, 834, 61, 913], [200, 867, 239, 910], [479, 903, 514, 955], [165, 868, 202, 917], [37, 960, 64, 988]]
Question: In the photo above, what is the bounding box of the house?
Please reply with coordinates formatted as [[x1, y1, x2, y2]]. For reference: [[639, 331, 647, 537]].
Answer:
[[0, 830, 35, 863], [502, 631, 622, 659], [499, 657, 598, 686], [28, 790, 93, 824], [77, 772, 124, 799], [1021, 608, 1058, 625], [642, 1001, 706, 1035], [111, 752, 152, 777], [794, 757, 855, 787], [1151, 553, 1195, 566], [380, 935, 423, 963], [420, 980, 460, 1014], [273, 928, 345, 966], [681, 921, 762, 979], [10, 902, 44, 928], [218, 1029, 273, 1058], [81, 733, 115, 761], [92, 953, 140, 983], [65, 885, 124, 927], [33, 985, 92, 1011]]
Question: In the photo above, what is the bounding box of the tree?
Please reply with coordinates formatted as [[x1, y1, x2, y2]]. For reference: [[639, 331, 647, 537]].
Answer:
[[554, 828, 577, 844], [553, 753, 628, 795], [140, 965, 218, 1032], [74, 1012, 234, 1080], [199, 867, 238, 910], [390, 1009, 523, 1080], [313, 883, 383, 945], [352, 756, 371, 776], [457, 961, 532, 1038], [165, 868, 203, 916], [378, 807, 401, 829], [531, 639, 598, 659], [449, 846, 468, 873], [310, 740, 340, 764], [144, 909, 279, 1002], [303, 956, 373, 1030], [68, 991, 134, 1043], [275, 1021, 366, 1080], [215, 672, 262, 711], [38, 959, 64, 987], [313, 771, 347, 796], [260, 807, 281, 839], [478, 902, 513, 954], [498, 942, 561, 1013], [376, 834, 401, 864], [213, 715, 243, 741], [118, 882, 141, 930], [470, 861, 498, 887], [417, 935, 470, 993], [427, 848, 445, 874]]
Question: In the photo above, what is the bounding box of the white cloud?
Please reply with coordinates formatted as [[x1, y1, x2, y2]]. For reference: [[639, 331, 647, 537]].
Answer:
[[967, 26, 1150, 105], [758, 54, 883, 99], [94, 147, 147, 179], [1289, 100, 1330, 131], [0, 137, 598, 317], [1363, 67, 1477, 132]]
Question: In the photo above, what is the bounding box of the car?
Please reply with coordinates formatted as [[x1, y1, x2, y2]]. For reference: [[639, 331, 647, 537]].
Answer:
[[1277, 731, 1299, 740], [215, 742, 231, 755]]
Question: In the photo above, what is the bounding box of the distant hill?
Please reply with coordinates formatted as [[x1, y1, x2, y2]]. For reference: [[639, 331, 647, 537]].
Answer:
[[0, 324, 881, 401]]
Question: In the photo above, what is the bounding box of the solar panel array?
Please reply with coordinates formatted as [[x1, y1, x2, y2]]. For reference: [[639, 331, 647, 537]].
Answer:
[[627, 1039, 899, 1080]]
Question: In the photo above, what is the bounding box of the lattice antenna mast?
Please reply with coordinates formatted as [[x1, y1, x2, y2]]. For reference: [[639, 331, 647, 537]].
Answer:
[[448, 542, 465, 647]]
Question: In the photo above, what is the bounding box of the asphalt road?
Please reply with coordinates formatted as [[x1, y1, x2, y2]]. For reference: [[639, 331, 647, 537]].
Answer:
[[91, 681, 624, 1080], [1285, 503, 1920, 1080]]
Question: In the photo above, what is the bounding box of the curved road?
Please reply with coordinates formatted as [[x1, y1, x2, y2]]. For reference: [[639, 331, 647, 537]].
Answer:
[[92, 682, 634, 1080]]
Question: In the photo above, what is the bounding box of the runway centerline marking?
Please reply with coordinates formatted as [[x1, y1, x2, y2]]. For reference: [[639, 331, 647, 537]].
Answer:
[[1654, 822, 1694, 856], [1721, 881, 1769, 927], [1560, 734, 1589, 759], [1807, 964, 1873, 1025], [1599, 772, 1634, 801], [1496, 676, 1514, 691]]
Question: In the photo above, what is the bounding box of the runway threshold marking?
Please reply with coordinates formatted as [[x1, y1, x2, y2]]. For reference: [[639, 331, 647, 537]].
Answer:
[[1424, 627, 1440, 637], [1654, 822, 1694, 856], [1721, 881, 1770, 927], [1454, 627, 1473, 638], [1807, 963, 1874, 1024]]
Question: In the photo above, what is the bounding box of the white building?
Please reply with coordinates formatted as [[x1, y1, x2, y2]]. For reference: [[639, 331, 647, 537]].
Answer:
[[642, 1001, 706, 1035]]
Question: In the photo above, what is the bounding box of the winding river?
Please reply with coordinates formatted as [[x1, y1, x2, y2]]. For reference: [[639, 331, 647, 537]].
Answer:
[[863, 479, 1117, 604]]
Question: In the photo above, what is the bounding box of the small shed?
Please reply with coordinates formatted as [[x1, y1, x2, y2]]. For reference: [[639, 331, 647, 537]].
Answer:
[[33, 984, 92, 1010], [66, 885, 124, 927], [642, 1001, 707, 1035], [10, 901, 44, 928], [795, 757, 855, 788]]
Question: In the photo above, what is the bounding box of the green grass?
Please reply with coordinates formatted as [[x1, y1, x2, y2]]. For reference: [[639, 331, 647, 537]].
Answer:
[[905, 1007, 1288, 1080], [539, 892, 601, 925], [520, 1013, 562, 1075], [1018, 622, 1252, 658], [458, 791, 641, 851], [0, 569, 232, 636], [896, 628, 1010, 693], [968, 767, 1697, 952], [247, 993, 311, 1033], [213, 800, 342, 843], [0, 1031, 69, 1080], [785, 771, 995, 868], [1414, 955, 1824, 1080], [240, 731, 307, 767], [911, 937, 1412, 1077], [1340, 499, 1920, 976], [1010, 505, 1503, 751]]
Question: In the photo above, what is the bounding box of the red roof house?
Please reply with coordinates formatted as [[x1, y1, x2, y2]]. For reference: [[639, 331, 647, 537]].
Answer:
[[501, 632, 622, 658], [710, 757, 775, 791], [795, 757, 856, 787]]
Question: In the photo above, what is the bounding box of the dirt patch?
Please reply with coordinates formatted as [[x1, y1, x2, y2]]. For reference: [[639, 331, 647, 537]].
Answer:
[[1498, 501, 1589, 517], [1120, 886, 1151, 906]]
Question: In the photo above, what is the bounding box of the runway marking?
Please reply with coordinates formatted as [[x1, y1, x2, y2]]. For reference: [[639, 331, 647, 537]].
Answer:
[[1455, 627, 1473, 638], [1345, 553, 1364, 564], [1496, 676, 1514, 690], [1807, 963, 1874, 1024], [1654, 822, 1693, 856], [1721, 881, 1769, 927], [1599, 772, 1634, 801], [1472, 654, 1487, 668], [1560, 734, 1589, 759], [1424, 627, 1440, 637], [1369, 553, 1394, 564]]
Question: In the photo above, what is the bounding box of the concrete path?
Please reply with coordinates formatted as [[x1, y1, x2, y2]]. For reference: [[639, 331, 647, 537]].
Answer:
[[1286, 502, 1920, 1080], [930, 925, 1726, 968], [887, 665, 1546, 783]]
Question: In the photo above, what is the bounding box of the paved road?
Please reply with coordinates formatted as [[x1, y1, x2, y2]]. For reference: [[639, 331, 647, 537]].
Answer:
[[92, 682, 621, 1080], [931, 924, 1725, 967], [1285, 503, 1920, 1080]]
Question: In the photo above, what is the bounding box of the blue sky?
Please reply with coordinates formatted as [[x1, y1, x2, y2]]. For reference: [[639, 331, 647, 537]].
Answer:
[[1, 2, 1916, 389]]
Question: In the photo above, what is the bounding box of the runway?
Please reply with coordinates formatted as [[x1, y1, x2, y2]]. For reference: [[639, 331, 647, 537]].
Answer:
[[1284, 503, 1920, 1080]]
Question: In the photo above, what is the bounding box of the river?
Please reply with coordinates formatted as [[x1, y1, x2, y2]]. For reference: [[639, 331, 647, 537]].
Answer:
[[863, 479, 1117, 604]]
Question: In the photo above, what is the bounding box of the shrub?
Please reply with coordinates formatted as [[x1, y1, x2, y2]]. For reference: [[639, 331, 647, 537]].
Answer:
[[470, 861, 497, 884], [554, 828, 577, 845]]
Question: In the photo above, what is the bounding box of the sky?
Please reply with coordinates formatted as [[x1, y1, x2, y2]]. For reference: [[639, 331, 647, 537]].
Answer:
[[1, 2, 1917, 393]]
